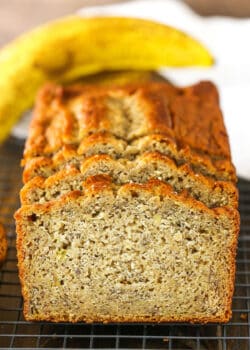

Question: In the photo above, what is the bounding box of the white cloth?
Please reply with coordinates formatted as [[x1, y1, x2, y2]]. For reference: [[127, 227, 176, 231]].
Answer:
[[12, 0, 250, 178]]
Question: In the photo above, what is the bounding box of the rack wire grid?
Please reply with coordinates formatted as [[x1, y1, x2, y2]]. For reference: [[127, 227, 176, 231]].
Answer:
[[0, 137, 249, 350]]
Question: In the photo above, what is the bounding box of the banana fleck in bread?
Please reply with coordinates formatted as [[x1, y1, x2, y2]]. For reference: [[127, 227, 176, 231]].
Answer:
[[15, 81, 239, 323]]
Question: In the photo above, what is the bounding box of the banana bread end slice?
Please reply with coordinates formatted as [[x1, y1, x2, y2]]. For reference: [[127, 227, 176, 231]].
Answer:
[[15, 176, 239, 323]]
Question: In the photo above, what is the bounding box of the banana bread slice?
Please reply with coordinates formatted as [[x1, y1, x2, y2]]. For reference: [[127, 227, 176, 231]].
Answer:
[[22, 82, 236, 182], [23, 132, 235, 183], [20, 153, 238, 208], [15, 176, 239, 323]]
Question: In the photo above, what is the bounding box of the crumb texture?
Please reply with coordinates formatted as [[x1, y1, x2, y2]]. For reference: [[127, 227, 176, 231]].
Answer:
[[16, 181, 239, 323]]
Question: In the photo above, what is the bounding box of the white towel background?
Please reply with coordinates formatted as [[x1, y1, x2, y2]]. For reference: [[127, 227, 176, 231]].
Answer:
[[12, 0, 250, 179]]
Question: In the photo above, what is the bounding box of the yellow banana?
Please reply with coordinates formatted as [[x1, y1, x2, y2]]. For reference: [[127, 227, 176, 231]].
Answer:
[[0, 16, 213, 142], [76, 70, 166, 86]]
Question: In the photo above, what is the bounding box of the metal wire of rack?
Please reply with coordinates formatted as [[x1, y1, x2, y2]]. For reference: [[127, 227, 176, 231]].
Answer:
[[0, 138, 250, 350]]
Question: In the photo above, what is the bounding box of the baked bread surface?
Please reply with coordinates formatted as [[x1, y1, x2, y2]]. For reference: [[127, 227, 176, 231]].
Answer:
[[0, 223, 7, 264], [15, 81, 239, 323], [22, 81, 235, 182]]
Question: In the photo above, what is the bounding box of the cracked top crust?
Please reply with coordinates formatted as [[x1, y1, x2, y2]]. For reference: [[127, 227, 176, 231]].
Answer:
[[23, 81, 232, 164]]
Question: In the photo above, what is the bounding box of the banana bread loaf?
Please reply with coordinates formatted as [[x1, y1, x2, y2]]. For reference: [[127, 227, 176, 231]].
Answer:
[[15, 81, 239, 323]]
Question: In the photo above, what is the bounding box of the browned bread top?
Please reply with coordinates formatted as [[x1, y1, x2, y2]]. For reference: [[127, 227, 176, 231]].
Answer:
[[23, 81, 231, 164], [0, 223, 7, 265]]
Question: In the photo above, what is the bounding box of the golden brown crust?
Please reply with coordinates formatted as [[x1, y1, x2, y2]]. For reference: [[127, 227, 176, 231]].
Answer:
[[138, 152, 238, 207], [23, 131, 236, 184], [20, 152, 238, 208], [0, 223, 7, 265], [171, 82, 229, 158], [132, 134, 236, 182], [22, 81, 234, 182], [77, 132, 127, 156], [22, 157, 53, 183]]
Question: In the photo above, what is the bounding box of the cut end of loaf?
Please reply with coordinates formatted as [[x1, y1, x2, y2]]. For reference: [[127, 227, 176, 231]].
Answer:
[[16, 178, 239, 323]]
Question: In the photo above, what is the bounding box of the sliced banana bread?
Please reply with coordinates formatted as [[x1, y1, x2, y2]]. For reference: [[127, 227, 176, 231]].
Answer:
[[15, 176, 239, 323], [20, 152, 238, 208], [23, 132, 234, 183], [16, 80, 239, 323], [22, 82, 236, 182]]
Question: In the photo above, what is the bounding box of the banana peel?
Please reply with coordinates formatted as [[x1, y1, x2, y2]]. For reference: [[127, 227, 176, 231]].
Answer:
[[0, 16, 213, 143]]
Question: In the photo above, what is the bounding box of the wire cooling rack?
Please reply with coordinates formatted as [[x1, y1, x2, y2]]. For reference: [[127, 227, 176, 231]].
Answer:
[[0, 138, 250, 350]]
